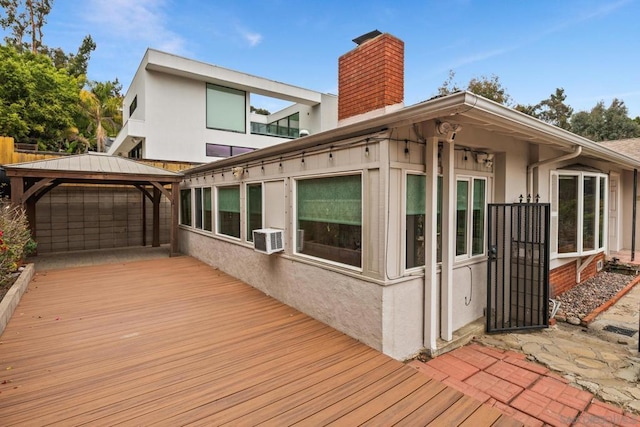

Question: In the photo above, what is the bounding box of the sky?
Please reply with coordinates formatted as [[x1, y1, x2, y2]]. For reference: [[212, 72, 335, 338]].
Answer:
[[6, 0, 640, 117]]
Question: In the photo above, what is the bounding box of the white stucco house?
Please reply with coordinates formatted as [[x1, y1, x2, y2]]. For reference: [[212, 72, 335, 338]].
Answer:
[[107, 49, 338, 163], [176, 32, 640, 360]]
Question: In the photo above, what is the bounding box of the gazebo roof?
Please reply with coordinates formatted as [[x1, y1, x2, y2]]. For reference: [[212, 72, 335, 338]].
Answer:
[[4, 153, 182, 182]]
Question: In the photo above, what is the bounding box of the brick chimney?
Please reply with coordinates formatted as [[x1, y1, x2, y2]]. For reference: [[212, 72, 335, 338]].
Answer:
[[338, 31, 404, 124]]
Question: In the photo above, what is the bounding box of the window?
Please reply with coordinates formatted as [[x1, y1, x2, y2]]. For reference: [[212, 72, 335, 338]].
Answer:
[[194, 188, 212, 231], [206, 83, 246, 133], [405, 175, 443, 269], [406, 174, 425, 269], [180, 189, 192, 226], [552, 171, 607, 256], [195, 188, 203, 229], [217, 186, 240, 238], [296, 175, 362, 268], [129, 95, 137, 117], [206, 143, 256, 158], [456, 177, 486, 259], [128, 140, 142, 159], [246, 183, 262, 242]]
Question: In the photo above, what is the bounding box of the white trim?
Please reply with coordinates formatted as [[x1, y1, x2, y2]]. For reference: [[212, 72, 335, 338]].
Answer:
[[454, 175, 488, 262]]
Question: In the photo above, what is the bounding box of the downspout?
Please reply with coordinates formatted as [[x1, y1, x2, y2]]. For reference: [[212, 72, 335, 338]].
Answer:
[[527, 146, 582, 197], [633, 169, 637, 262]]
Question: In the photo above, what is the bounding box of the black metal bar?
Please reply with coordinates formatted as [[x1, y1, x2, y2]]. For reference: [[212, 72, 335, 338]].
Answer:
[[501, 204, 507, 329], [487, 204, 493, 332], [633, 169, 637, 262]]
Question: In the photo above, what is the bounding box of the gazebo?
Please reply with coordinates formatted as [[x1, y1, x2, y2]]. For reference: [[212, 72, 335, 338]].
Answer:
[[4, 153, 183, 255]]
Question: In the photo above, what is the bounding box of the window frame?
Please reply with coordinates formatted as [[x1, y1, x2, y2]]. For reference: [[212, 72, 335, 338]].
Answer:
[[455, 175, 487, 261], [215, 184, 241, 240], [551, 170, 607, 258], [294, 172, 363, 271], [246, 182, 264, 243], [179, 188, 192, 227]]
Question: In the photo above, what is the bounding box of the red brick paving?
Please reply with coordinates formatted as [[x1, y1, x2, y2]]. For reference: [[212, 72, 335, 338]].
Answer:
[[408, 343, 639, 427]]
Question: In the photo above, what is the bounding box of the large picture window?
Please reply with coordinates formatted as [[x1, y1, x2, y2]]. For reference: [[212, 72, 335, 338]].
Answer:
[[180, 189, 192, 226], [246, 183, 262, 242], [217, 186, 240, 238], [456, 177, 486, 259], [206, 83, 246, 133], [296, 175, 362, 268], [552, 171, 607, 256]]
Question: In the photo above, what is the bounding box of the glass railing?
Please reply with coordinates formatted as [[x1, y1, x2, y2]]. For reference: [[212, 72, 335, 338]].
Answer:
[[250, 122, 299, 138]]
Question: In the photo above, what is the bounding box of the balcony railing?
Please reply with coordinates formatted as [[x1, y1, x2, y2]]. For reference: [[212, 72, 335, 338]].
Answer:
[[250, 122, 299, 139]]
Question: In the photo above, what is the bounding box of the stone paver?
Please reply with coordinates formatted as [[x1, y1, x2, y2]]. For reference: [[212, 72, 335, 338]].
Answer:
[[474, 281, 640, 417]]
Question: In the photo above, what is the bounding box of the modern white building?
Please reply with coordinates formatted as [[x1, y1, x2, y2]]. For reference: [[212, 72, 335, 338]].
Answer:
[[108, 49, 338, 163]]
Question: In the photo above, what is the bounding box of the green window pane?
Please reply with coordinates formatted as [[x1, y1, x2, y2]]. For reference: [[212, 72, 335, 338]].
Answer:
[[583, 176, 597, 251], [218, 186, 240, 213], [298, 175, 362, 226], [180, 189, 192, 226], [472, 179, 485, 255], [599, 177, 605, 249], [203, 188, 212, 232], [406, 175, 426, 215], [558, 175, 578, 253], [206, 84, 246, 133], [195, 188, 203, 229], [247, 184, 262, 242], [296, 175, 362, 268], [406, 174, 426, 269], [218, 186, 240, 238], [456, 180, 469, 256]]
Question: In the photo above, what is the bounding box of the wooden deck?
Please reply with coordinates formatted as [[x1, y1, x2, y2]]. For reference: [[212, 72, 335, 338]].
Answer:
[[0, 256, 519, 426]]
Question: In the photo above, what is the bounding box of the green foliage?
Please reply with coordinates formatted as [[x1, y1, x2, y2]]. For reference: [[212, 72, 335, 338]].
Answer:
[[516, 88, 573, 130], [0, 45, 81, 149], [0, 202, 33, 283], [437, 70, 512, 105], [78, 79, 123, 151], [570, 99, 640, 141], [250, 106, 271, 115], [48, 35, 96, 80]]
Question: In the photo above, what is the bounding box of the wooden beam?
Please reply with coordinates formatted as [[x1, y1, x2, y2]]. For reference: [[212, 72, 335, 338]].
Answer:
[[134, 184, 153, 201], [150, 181, 172, 200], [170, 184, 179, 256], [152, 186, 161, 247], [10, 177, 24, 206], [142, 191, 147, 247], [22, 178, 55, 202]]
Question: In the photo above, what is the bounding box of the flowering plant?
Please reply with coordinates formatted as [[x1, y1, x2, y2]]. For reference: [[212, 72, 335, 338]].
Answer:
[[0, 203, 34, 284]]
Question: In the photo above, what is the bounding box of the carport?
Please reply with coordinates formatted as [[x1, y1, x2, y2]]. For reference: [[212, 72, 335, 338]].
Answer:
[[4, 153, 183, 255]]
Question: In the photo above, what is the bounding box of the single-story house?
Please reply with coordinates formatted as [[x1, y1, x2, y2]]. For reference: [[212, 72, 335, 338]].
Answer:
[[176, 32, 640, 359]]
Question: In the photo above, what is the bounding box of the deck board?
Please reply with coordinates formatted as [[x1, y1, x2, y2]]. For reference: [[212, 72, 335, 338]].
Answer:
[[0, 256, 518, 426]]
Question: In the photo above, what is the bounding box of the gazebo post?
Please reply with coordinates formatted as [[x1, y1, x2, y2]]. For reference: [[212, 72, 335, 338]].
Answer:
[[152, 186, 161, 247], [170, 183, 179, 256]]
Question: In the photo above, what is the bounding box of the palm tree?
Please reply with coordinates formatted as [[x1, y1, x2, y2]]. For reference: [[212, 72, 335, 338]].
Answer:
[[79, 80, 122, 152]]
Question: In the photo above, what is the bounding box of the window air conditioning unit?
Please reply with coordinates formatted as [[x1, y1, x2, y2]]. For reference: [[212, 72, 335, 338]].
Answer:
[[253, 228, 284, 254]]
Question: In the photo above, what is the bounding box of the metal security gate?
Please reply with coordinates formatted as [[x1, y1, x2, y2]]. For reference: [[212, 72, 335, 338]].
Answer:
[[487, 203, 550, 333]]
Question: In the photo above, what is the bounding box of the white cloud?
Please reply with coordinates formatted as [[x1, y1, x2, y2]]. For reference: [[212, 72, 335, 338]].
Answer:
[[235, 25, 263, 47], [84, 0, 186, 55]]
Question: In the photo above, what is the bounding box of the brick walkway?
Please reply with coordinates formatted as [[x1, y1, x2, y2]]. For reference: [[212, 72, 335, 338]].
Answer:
[[408, 343, 640, 427]]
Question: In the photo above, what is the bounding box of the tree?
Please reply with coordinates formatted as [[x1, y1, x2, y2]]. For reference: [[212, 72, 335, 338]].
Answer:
[[48, 34, 95, 80], [570, 99, 640, 141], [437, 70, 512, 105], [0, 0, 51, 53], [78, 79, 122, 152], [0, 45, 80, 149], [516, 88, 573, 130]]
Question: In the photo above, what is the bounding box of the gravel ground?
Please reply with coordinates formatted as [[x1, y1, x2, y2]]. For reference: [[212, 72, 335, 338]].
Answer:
[[554, 271, 635, 322]]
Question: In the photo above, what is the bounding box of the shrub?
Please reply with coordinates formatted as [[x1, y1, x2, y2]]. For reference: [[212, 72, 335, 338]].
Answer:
[[0, 202, 34, 284]]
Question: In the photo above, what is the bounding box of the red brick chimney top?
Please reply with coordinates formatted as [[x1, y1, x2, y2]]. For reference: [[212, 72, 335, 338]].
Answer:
[[338, 32, 404, 122]]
